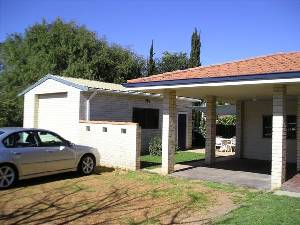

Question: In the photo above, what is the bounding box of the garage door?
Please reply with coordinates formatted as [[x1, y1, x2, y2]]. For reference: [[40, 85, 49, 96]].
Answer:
[[37, 92, 70, 138]]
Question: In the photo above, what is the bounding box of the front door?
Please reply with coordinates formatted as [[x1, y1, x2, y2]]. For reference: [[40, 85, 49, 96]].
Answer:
[[178, 113, 187, 150]]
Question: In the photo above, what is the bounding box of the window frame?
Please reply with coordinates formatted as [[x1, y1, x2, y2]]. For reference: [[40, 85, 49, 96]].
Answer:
[[35, 130, 69, 147], [262, 115, 297, 139], [2, 130, 39, 148]]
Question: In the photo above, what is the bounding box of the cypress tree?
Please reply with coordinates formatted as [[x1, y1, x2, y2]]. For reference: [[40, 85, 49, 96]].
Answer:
[[189, 28, 201, 68], [147, 40, 156, 75]]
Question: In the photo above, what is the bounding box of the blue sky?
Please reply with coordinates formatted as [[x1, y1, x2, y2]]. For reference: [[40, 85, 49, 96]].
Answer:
[[0, 0, 299, 65]]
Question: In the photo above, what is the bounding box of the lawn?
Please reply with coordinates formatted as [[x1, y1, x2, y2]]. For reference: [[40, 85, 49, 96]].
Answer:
[[141, 151, 205, 169], [0, 167, 299, 225], [214, 193, 300, 225], [0, 167, 244, 225]]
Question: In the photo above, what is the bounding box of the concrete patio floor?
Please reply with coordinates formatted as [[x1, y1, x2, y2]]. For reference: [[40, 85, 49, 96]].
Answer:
[[171, 157, 273, 190], [147, 157, 297, 190]]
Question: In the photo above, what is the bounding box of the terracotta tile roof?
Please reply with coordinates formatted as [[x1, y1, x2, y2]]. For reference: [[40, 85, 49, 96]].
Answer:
[[127, 52, 300, 84]]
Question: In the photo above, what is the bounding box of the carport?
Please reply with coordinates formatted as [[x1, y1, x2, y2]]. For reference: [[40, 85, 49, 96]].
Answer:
[[124, 52, 300, 190]]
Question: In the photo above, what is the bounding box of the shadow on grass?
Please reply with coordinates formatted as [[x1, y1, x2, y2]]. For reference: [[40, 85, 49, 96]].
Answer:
[[0, 180, 210, 225], [140, 161, 161, 169], [12, 166, 114, 189]]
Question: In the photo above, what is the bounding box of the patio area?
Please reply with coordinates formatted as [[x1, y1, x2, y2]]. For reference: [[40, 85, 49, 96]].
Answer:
[[170, 157, 297, 190]]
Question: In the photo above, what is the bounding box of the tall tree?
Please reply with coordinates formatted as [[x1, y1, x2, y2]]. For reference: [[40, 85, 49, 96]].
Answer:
[[147, 40, 156, 75], [0, 18, 146, 127], [157, 51, 189, 73], [189, 28, 201, 68]]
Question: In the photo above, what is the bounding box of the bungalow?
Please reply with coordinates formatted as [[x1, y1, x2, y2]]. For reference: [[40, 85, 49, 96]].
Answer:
[[124, 52, 300, 190], [20, 75, 195, 153]]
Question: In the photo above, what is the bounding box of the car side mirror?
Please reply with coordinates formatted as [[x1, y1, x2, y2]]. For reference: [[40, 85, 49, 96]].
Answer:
[[63, 140, 72, 147], [64, 140, 72, 147]]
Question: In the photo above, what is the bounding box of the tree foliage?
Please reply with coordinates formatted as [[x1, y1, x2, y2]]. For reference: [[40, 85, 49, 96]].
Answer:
[[157, 51, 189, 73], [189, 28, 201, 68], [217, 115, 236, 126], [147, 40, 156, 75], [0, 18, 145, 127]]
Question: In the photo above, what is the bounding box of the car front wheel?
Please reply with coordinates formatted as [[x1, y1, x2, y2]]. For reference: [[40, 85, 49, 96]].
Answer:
[[0, 165, 17, 189], [78, 155, 95, 175]]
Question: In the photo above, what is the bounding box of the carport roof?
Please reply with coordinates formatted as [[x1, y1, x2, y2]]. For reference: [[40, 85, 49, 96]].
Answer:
[[125, 52, 300, 87], [19, 74, 199, 101]]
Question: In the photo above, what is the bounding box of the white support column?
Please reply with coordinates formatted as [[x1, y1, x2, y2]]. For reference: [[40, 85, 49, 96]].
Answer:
[[86, 91, 97, 121], [161, 90, 177, 174], [271, 85, 287, 190], [205, 96, 216, 165], [297, 96, 300, 172], [235, 100, 244, 159]]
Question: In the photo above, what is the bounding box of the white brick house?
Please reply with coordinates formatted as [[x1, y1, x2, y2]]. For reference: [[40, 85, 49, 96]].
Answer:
[[125, 52, 300, 189], [20, 74, 194, 153]]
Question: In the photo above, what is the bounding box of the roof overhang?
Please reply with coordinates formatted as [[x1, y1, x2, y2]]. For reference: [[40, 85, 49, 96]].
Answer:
[[123, 71, 300, 89], [18, 74, 88, 96], [123, 72, 300, 102]]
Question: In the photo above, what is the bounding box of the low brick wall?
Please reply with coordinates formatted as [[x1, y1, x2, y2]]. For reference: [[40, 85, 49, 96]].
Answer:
[[79, 120, 141, 170]]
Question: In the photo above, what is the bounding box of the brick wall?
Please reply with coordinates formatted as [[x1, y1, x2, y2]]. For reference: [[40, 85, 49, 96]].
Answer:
[[79, 120, 141, 170]]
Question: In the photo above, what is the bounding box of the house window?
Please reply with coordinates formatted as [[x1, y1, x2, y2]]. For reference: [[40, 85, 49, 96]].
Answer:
[[262, 115, 296, 139], [132, 108, 159, 129], [262, 116, 272, 138], [102, 127, 107, 132], [287, 115, 296, 139]]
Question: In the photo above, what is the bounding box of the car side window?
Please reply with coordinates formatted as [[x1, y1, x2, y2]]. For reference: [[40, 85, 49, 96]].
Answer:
[[37, 131, 65, 147], [3, 131, 38, 148]]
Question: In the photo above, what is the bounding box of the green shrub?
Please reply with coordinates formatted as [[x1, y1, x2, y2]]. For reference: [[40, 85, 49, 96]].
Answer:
[[149, 136, 182, 156], [149, 136, 162, 156]]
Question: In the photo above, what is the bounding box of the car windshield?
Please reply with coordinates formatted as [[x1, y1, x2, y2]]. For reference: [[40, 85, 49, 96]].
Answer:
[[0, 131, 4, 135]]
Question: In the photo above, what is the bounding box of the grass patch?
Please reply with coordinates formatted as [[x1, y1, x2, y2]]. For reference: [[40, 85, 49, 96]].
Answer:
[[214, 193, 300, 225], [122, 170, 193, 187], [141, 151, 205, 169], [2, 167, 280, 225], [187, 191, 208, 208], [121, 171, 209, 209], [202, 180, 262, 204]]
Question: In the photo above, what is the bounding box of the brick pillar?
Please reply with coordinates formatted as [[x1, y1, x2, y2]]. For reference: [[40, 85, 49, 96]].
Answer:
[[205, 96, 216, 165], [161, 90, 176, 174], [297, 96, 300, 172], [235, 100, 244, 158], [271, 85, 287, 190]]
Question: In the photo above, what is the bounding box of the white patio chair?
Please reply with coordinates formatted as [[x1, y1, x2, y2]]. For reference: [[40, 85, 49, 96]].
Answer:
[[228, 137, 236, 152], [216, 137, 222, 151], [220, 139, 230, 152]]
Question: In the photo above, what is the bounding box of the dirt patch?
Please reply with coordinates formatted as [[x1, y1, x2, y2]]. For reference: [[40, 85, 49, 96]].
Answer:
[[0, 167, 240, 225]]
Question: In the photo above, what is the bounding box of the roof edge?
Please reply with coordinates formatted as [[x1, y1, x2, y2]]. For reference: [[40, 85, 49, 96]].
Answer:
[[18, 74, 89, 96], [123, 71, 300, 88]]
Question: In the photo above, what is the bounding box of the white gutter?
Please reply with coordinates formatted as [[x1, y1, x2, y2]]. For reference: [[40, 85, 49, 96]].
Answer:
[[126, 77, 300, 91], [86, 91, 98, 121]]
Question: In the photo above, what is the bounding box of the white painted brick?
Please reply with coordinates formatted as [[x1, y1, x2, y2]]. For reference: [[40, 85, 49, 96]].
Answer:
[[271, 85, 287, 190], [297, 96, 300, 172], [79, 121, 141, 170], [161, 90, 176, 174]]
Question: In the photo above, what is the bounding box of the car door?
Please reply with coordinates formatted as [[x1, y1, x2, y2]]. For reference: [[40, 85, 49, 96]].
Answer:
[[36, 131, 76, 171], [3, 131, 50, 176]]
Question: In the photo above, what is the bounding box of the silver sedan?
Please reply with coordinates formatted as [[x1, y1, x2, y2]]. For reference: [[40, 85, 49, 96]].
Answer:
[[0, 127, 100, 189]]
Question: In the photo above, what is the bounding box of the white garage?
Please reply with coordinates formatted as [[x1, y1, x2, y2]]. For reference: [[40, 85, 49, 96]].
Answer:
[[37, 92, 70, 138], [21, 76, 82, 142]]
